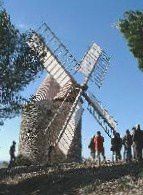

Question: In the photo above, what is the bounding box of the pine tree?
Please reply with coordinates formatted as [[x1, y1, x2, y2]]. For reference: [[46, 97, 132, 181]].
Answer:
[[119, 11, 143, 71], [0, 9, 45, 122]]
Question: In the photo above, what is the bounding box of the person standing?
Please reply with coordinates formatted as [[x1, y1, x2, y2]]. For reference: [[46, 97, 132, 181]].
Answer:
[[88, 136, 95, 161], [111, 132, 122, 162], [131, 127, 137, 160], [9, 141, 16, 167], [47, 143, 55, 163], [123, 130, 133, 162], [94, 131, 105, 165], [132, 124, 143, 161]]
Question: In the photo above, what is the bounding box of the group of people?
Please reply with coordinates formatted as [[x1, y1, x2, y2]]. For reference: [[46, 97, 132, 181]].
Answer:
[[7, 124, 143, 167], [88, 124, 143, 164]]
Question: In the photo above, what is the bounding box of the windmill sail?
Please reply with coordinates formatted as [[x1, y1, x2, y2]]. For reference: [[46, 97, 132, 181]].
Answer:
[[83, 92, 117, 138], [37, 23, 80, 75], [57, 101, 83, 155], [27, 32, 73, 88], [90, 53, 110, 88], [78, 42, 110, 88], [78, 43, 102, 78]]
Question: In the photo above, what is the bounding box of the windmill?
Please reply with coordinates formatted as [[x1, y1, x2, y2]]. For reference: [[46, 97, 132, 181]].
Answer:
[[19, 23, 117, 164]]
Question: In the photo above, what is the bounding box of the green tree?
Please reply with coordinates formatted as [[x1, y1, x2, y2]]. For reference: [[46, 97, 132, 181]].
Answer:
[[119, 11, 143, 71], [0, 8, 45, 122]]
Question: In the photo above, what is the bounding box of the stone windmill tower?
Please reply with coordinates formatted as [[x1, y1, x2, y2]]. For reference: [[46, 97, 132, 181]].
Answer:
[[19, 23, 117, 164]]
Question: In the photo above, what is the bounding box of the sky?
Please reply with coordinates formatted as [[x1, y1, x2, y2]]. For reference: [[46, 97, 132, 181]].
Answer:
[[0, 0, 143, 161]]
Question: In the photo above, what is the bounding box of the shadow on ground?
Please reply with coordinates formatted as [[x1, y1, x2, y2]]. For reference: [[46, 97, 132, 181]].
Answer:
[[0, 162, 142, 195]]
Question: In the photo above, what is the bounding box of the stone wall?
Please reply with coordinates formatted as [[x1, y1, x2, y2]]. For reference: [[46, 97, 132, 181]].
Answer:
[[19, 99, 82, 165]]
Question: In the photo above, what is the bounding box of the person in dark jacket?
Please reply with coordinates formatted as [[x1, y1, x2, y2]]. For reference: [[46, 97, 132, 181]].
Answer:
[[123, 130, 133, 162], [48, 144, 55, 163], [132, 124, 143, 161], [88, 136, 95, 160], [9, 141, 16, 162], [9, 141, 16, 168], [111, 132, 122, 162]]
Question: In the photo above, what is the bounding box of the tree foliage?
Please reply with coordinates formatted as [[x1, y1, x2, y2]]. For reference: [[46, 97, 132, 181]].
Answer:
[[0, 9, 45, 121], [119, 11, 143, 71]]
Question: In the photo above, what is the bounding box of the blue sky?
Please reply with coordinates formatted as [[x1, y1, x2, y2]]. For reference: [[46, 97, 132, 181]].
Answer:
[[1, 0, 143, 161]]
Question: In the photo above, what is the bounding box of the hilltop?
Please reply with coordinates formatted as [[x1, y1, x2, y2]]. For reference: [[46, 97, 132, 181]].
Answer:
[[0, 162, 143, 194]]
